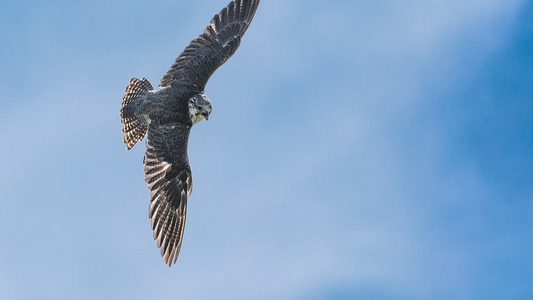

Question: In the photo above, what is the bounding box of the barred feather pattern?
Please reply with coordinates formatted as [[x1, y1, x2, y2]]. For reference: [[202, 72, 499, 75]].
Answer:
[[120, 78, 155, 150], [120, 0, 260, 267], [159, 0, 260, 89], [144, 125, 193, 266]]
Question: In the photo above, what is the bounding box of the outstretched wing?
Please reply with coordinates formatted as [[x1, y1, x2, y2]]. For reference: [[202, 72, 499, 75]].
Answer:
[[159, 0, 260, 89], [144, 124, 193, 266]]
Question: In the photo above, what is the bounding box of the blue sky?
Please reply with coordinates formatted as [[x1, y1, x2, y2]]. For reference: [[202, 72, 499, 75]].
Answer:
[[1, 0, 532, 299]]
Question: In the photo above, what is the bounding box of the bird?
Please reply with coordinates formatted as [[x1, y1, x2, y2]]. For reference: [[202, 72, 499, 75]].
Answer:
[[120, 0, 260, 267]]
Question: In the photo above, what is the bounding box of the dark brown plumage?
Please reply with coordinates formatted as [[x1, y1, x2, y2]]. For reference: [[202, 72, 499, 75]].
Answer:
[[120, 0, 260, 266]]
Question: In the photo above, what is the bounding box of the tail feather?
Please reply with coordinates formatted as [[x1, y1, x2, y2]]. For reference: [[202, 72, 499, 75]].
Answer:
[[120, 78, 154, 150]]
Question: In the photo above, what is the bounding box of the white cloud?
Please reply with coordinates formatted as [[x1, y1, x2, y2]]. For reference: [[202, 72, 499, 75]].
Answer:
[[0, 0, 527, 299]]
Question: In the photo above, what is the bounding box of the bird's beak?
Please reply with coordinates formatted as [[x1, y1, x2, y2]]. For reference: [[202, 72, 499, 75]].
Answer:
[[203, 111, 210, 121]]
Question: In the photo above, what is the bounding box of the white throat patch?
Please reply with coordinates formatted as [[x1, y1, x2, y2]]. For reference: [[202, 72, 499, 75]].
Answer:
[[188, 102, 205, 125]]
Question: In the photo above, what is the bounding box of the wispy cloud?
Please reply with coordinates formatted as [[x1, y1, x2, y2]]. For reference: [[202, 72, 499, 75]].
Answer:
[[0, 0, 530, 299]]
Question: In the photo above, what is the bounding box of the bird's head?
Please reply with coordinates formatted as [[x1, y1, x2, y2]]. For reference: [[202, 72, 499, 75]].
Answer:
[[188, 93, 212, 124]]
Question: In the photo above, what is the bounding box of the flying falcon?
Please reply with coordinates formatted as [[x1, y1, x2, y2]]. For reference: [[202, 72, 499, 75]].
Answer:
[[120, 0, 260, 266]]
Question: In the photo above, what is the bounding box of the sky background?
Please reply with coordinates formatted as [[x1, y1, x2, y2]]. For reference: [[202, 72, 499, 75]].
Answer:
[[1, 0, 532, 299]]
